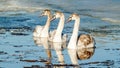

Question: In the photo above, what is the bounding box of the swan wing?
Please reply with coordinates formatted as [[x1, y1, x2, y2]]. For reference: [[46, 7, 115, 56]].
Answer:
[[34, 25, 43, 33], [62, 33, 67, 43], [33, 25, 44, 37], [49, 30, 56, 38], [77, 34, 95, 48], [49, 30, 56, 42]]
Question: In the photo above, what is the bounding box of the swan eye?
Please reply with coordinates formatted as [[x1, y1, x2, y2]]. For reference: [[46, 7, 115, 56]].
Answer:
[[69, 16, 72, 19]]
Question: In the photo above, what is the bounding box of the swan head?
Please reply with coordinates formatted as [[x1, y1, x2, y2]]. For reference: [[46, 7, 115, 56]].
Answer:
[[51, 11, 64, 21], [40, 9, 51, 16], [67, 13, 80, 22]]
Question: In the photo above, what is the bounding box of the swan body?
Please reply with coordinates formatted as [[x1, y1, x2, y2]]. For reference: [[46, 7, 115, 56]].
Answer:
[[33, 26, 43, 37], [49, 30, 67, 43], [77, 34, 95, 49], [33, 9, 51, 38], [49, 11, 67, 43]]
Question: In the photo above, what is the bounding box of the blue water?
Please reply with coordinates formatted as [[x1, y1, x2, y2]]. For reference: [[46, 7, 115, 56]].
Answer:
[[0, 0, 120, 68]]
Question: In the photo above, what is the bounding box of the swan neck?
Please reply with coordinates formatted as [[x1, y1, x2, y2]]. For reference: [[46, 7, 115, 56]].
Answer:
[[44, 15, 51, 28], [41, 15, 51, 37], [72, 18, 80, 37], [55, 15, 65, 36], [68, 18, 80, 49]]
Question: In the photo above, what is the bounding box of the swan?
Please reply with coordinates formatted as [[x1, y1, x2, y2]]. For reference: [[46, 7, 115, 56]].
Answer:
[[33, 9, 52, 38], [67, 13, 95, 65], [67, 13, 95, 49], [49, 11, 67, 43]]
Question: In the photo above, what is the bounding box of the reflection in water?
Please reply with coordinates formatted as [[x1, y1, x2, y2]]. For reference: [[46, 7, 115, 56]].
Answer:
[[33, 37, 51, 64], [52, 42, 65, 68], [33, 37, 95, 67], [68, 47, 95, 68], [77, 47, 95, 60], [68, 49, 79, 68], [33, 37, 66, 65], [53, 42, 64, 64]]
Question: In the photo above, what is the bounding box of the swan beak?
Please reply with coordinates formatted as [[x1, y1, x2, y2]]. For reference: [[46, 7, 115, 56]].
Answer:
[[40, 12, 44, 17], [50, 15, 56, 21], [66, 17, 72, 23]]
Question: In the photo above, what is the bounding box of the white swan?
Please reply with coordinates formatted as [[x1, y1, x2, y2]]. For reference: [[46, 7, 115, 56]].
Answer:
[[33, 9, 52, 38], [49, 11, 67, 43]]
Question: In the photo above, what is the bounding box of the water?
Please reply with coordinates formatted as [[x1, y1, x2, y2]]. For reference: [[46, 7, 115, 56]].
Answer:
[[0, 0, 120, 68]]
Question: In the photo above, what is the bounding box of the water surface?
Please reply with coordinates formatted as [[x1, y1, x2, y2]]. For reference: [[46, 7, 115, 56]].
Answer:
[[0, 0, 120, 68]]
